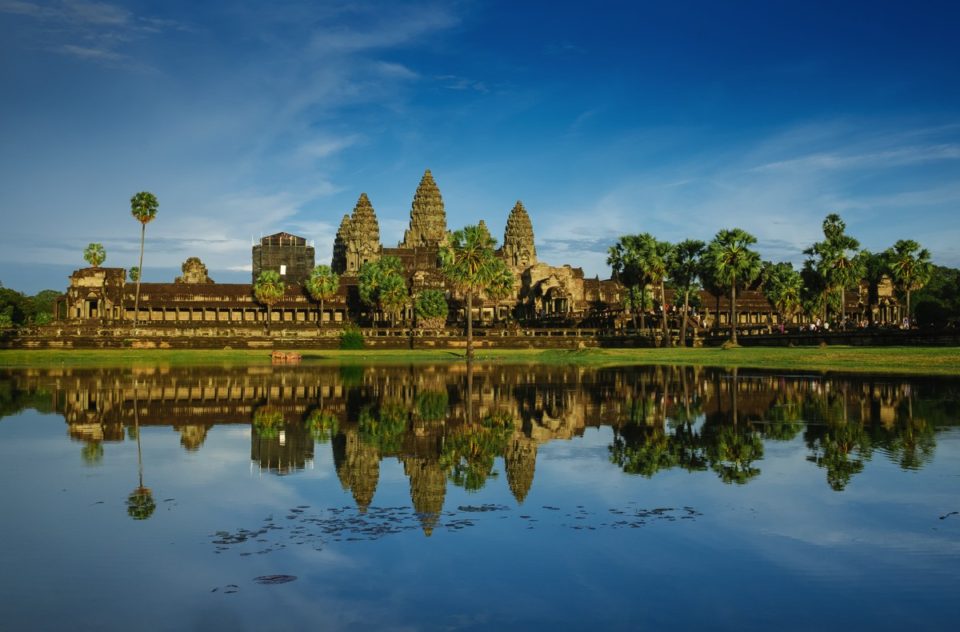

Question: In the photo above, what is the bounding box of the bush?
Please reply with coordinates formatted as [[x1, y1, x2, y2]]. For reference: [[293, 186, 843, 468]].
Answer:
[[339, 326, 364, 350], [413, 290, 450, 323]]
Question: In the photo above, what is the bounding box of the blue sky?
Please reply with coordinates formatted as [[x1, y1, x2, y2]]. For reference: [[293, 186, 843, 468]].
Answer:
[[1, 0, 959, 293]]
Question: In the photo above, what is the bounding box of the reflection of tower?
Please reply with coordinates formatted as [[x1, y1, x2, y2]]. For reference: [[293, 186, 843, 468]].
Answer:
[[251, 420, 314, 475], [402, 456, 446, 536], [504, 435, 537, 504], [176, 425, 208, 451], [332, 431, 380, 512]]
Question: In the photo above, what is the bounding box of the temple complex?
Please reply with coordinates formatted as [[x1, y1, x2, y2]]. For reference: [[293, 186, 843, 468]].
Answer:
[[43, 167, 904, 339]]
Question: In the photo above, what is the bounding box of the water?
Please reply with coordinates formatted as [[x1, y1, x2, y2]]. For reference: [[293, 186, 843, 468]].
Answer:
[[0, 364, 958, 631]]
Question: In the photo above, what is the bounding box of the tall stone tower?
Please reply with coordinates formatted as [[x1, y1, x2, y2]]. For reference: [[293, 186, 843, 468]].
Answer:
[[401, 169, 448, 248], [501, 201, 537, 270], [331, 193, 382, 275]]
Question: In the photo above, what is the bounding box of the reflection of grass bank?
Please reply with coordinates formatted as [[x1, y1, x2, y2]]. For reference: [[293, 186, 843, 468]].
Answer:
[[0, 347, 959, 375]]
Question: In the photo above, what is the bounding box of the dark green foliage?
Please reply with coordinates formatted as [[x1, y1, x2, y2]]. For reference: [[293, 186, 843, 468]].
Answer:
[[414, 289, 449, 321], [415, 389, 449, 421], [126, 487, 156, 520], [358, 402, 408, 452], [305, 409, 339, 443], [912, 265, 960, 326], [0, 284, 61, 327], [339, 326, 364, 349]]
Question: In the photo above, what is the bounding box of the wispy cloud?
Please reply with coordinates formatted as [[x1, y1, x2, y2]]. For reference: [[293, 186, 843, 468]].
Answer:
[[752, 143, 960, 172], [1, 0, 182, 68], [535, 120, 960, 275]]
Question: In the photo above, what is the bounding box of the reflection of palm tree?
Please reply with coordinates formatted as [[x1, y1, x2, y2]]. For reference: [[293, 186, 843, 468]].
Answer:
[[707, 425, 763, 485], [81, 441, 104, 465], [806, 420, 871, 491], [127, 381, 155, 520]]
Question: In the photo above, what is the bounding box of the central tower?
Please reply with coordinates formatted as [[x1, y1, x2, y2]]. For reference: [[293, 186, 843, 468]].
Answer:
[[401, 169, 448, 248]]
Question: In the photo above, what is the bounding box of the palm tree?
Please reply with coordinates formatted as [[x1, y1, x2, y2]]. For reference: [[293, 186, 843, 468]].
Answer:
[[127, 381, 155, 520], [704, 228, 761, 345], [668, 239, 705, 346], [358, 257, 408, 326], [128, 266, 140, 283], [608, 235, 646, 331], [440, 223, 499, 361], [888, 239, 932, 325], [253, 270, 286, 332], [306, 265, 340, 330], [634, 234, 673, 346], [804, 213, 861, 325], [83, 243, 106, 268], [484, 259, 515, 324], [130, 192, 158, 325], [761, 261, 803, 330], [856, 250, 890, 324]]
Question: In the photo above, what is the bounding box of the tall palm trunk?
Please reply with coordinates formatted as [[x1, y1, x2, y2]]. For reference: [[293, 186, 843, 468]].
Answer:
[[318, 299, 323, 330], [660, 280, 671, 347], [679, 290, 690, 347], [466, 291, 474, 361], [730, 273, 738, 345], [133, 223, 146, 325]]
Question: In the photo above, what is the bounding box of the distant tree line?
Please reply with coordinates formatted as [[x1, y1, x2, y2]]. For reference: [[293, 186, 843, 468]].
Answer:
[[608, 213, 953, 344]]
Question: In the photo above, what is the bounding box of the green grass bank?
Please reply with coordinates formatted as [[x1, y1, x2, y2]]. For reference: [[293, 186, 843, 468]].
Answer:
[[1, 346, 958, 375]]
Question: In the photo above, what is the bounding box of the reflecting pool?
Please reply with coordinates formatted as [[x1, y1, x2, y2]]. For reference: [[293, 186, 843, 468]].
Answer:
[[0, 364, 958, 630]]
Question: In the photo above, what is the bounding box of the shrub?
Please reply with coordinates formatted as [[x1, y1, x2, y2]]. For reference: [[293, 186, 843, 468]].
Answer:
[[415, 289, 448, 328], [339, 326, 364, 350]]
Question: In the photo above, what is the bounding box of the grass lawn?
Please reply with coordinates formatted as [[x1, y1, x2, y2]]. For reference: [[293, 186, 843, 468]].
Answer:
[[0, 346, 958, 375]]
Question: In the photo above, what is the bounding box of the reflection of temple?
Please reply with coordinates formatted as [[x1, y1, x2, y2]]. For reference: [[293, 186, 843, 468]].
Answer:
[[333, 431, 380, 512], [1, 364, 950, 516]]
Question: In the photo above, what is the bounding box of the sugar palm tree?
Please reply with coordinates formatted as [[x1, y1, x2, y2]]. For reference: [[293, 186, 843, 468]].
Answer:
[[888, 239, 932, 325], [83, 243, 106, 268], [253, 270, 286, 332], [130, 192, 158, 324], [306, 265, 340, 330], [608, 235, 646, 330], [667, 239, 705, 346], [358, 256, 407, 325], [761, 261, 803, 329], [440, 223, 499, 361], [704, 228, 761, 345], [634, 234, 673, 346], [484, 259, 515, 324], [127, 381, 155, 520], [804, 214, 861, 325]]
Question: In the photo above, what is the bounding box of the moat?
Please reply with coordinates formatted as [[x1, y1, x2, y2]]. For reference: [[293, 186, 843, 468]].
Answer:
[[1, 363, 958, 631]]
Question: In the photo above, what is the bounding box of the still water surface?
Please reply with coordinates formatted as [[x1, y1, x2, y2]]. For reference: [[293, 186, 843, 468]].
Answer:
[[0, 363, 958, 631]]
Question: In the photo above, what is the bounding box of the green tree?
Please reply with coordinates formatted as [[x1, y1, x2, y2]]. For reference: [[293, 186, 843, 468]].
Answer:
[[253, 270, 286, 332], [440, 224, 500, 361], [608, 235, 648, 330], [887, 239, 932, 324], [358, 256, 408, 326], [856, 250, 891, 324], [761, 261, 803, 329], [414, 289, 449, 328], [804, 214, 862, 325], [484, 259, 515, 324], [83, 242, 106, 268], [704, 228, 762, 345], [128, 266, 140, 283], [634, 234, 673, 346], [305, 265, 340, 329], [130, 192, 159, 325], [667, 239, 705, 346]]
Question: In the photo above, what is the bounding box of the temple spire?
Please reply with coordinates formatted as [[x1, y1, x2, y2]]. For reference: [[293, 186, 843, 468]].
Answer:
[[401, 169, 448, 248], [502, 200, 537, 270]]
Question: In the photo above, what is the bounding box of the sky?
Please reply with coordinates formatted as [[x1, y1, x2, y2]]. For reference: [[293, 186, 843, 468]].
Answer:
[[1, 0, 959, 293]]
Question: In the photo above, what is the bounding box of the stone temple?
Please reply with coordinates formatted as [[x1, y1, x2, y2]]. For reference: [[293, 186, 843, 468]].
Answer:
[[49, 167, 893, 334]]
